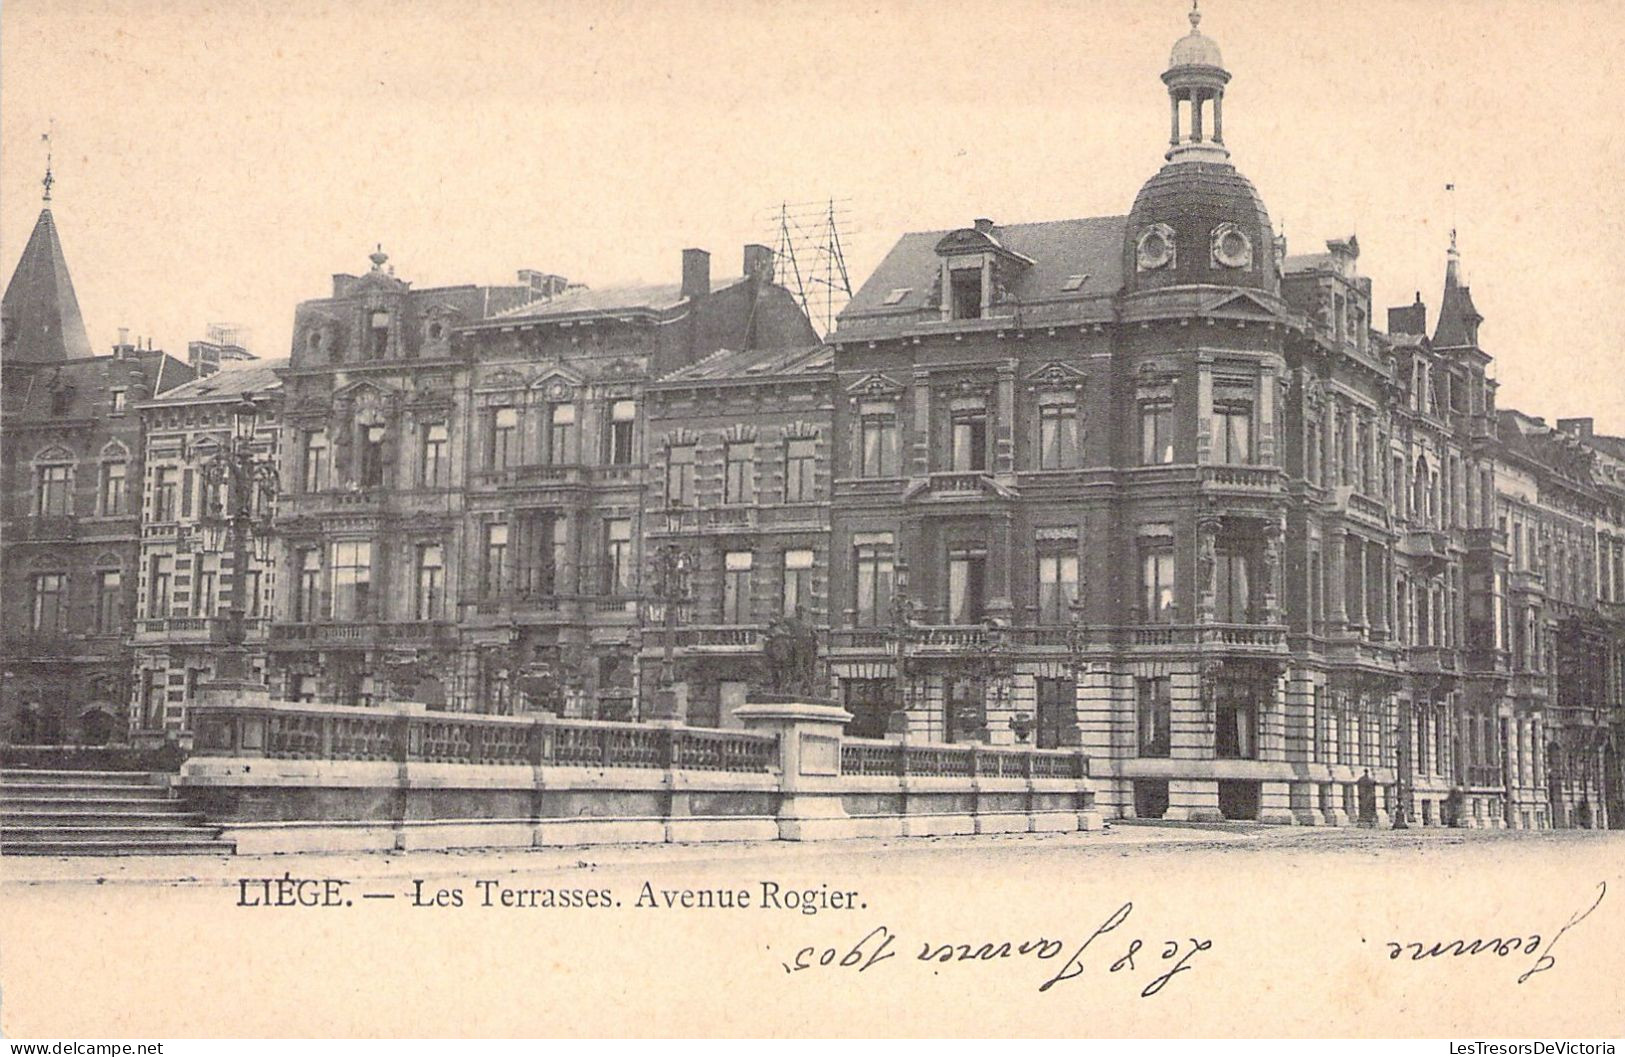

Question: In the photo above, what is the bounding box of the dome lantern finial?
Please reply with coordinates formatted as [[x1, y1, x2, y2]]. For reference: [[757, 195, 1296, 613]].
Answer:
[[1162, 3, 1230, 163]]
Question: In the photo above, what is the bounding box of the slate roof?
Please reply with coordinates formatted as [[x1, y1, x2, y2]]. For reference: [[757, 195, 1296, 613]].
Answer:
[[1, 208, 94, 362], [652, 344, 831, 386], [486, 277, 750, 323], [143, 358, 288, 405], [839, 216, 1127, 322], [1434, 256, 1482, 348]]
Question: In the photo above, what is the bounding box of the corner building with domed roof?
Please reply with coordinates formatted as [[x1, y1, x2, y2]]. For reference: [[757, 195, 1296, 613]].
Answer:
[[825, 7, 1622, 826]]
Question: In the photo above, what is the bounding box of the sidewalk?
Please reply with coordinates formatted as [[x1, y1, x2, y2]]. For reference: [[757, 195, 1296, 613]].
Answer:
[[0, 819, 1261, 887]]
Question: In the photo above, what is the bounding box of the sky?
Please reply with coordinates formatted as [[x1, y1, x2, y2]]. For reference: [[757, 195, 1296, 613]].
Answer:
[[3, 0, 1624, 432]]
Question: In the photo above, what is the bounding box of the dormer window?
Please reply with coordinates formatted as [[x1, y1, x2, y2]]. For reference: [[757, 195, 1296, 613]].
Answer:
[[949, 266, 982, 320], [882, 288, 911, 306]]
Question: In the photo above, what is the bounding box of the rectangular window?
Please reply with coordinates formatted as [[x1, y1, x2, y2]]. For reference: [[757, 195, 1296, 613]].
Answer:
[[421, 423, 449, 487], [524, 515, 569, 597], [949, 266, 982, 320], [854, 537, 894, 627], [127, 459, 167, 521], [1215, 680, 1258, 759], [947, 548, 987, 624], [38, 464, 72, 517], [291, 674, 317, 704], [724, 441, 754, 504], [604, 518, 632, 594], [951, 411, 988, 472], [194, 568, 217, 617], [490, 407, 519, 469], [1035, 677, 1077, 749], [1142, 547, 1175, 623], [369, 310, 390, 359], [1140, 402, 1174, 465], [548, 404, 576, 464], [860, 415, 900, 477], [483, 524, 509, 598], [666, 443, 695, 507], [148, 555, 173, 617], [784, 438, 816, 502], [607, 400, 636, 465], [111, 389, 127, 414], [94, 570, 122, 634], [100, 461, 127, 516], [1137, 676, 1171, 757], [243, 569, 262, 618], [1037, 546, 1079, 624], [843, 678, 896, 740], [295, 548, 321, 621], [182, 467, 194, 518], [1215, 548, 1252, 623], [1038, 403, 1079, 470], [416, 543, 444, 621], [723, 551, 754, 624], [782, 549, 814, 618], [31, 572, 67, 632], [303, 431, 329, 493], [356, 425, 386, 487], [1214, 402, 1253, 464], [329, 540, 372, 620]]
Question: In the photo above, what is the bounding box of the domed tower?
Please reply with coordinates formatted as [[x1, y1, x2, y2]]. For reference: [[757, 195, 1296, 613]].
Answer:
[[1123, 3, 1277, 296]]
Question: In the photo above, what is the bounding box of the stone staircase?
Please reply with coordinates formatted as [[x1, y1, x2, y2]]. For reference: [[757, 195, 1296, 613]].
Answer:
[[0, 769, 235, 856]]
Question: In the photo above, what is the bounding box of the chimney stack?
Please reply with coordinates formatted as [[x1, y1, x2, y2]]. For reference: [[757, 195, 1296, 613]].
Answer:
[[743, 244, 774, 283], [681, 248, 711, 301], [117, 326, 130, 348], [1557, 417, 1595, 439], [973, 218, 995, 233], [1388, 293, 1428, 337]]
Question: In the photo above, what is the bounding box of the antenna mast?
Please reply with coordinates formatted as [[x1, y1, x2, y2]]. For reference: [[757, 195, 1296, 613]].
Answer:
[[765, 198, 856, 337]]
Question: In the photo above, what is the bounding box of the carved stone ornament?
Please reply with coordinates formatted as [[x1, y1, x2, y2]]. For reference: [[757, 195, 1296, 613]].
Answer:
[[1211, 222, 1253, 269], [1136, 223, 1176, 272]]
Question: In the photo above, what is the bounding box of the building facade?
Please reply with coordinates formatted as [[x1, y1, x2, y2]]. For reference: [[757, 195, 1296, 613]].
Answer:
[[1, 197, 197, 742], [129, 360, 284, 738]]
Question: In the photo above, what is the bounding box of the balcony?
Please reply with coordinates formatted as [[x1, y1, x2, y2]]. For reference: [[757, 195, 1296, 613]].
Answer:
[[1508, 569, 1545, 596], [1465, 527, 1507, 556], [472, 463, 587, 490], [131, 616, 270, 645], [903, 472, 1017, 504], [1408, 644, 1459, 675], [657, 505, 757, 533], [829, 627, 894, 652], [645, 624, 765, 653], [1200, 465, 1283, 494], [267, 620, 458, 650], [0, 630, 122, 660], [1403, 530, 1452, 565]]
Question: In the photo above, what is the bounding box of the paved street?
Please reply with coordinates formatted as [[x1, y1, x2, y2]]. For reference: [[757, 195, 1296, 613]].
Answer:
[[3, 824, 1622, 1038]]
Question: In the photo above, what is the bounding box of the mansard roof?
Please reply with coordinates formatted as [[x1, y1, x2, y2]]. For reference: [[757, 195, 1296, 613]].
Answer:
[[839, 216, 1128, 322], [142, 358, 288, 406], [1, 208, 94, 363], [651, 343, 831, 386]]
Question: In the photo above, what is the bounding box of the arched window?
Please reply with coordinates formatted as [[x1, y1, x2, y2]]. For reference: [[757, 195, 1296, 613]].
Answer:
[[98, 442, 130, 517], [32, 446, 76, 517]]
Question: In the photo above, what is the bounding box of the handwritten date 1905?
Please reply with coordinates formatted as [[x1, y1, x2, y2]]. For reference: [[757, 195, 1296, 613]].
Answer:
[[779, 902, 1212, 998]]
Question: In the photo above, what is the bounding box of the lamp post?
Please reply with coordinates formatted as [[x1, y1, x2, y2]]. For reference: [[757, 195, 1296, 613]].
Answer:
[[197, 395, 278, 697], [647, 543, 692, 721]]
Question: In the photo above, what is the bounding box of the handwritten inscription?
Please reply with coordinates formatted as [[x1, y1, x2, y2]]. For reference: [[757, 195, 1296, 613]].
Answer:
[[1385, 882, 1606, 984], [778, 902, 1213, 998]]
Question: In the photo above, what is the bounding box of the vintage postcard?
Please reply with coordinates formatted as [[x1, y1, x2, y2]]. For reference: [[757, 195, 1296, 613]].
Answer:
[[1, 0, 1622, 1041]]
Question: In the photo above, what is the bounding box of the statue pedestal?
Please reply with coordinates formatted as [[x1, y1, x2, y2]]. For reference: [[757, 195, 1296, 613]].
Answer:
[[734, 700, 855, 841]]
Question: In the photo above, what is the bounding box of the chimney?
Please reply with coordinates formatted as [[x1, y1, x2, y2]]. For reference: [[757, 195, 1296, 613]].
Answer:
[[117, 326, 130, 348], [1388, 293, 1427, 337], [1557, 417, 1595, 439], [973, 218, 995, 233], [743, 244, 774, 283], [681, 248, 711, 300]]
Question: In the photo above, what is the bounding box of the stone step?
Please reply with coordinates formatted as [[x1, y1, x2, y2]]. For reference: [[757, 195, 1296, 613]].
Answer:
[[0, 838, 236, 857], [1, 825, 225, 844], [0, 770, 162, 786], [0, 782, 167, 800], [0, 796, 187, 812], [1, 810, 206, 827]]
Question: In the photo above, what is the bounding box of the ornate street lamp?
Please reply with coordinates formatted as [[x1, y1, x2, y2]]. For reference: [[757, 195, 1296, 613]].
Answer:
[[197, 395, 278, 695], [646, 543, 692, 720]]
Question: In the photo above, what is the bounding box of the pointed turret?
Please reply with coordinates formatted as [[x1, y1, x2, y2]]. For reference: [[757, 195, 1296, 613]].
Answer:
[[2, 206, 94, 362], [1433, 233, 1482, 348]]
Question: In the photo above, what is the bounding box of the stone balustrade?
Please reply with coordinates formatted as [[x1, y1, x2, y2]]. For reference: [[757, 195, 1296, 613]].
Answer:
[[179, 698, 1098, 853]]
